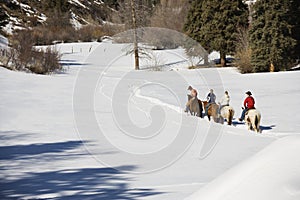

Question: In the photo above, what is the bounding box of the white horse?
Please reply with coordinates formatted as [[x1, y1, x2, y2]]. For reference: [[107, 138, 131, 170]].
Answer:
[[245, 109, 261, 133], [219, 106, 235, 125]]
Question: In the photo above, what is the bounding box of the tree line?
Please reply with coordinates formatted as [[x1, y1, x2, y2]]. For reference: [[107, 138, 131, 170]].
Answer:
[[1, 0, 299, 73], [184, 0, 300, 72], [118, 0, 300, 72]]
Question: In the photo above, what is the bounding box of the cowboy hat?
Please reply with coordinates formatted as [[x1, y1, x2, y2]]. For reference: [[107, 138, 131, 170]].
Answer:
[[246, 91, 252, 95]]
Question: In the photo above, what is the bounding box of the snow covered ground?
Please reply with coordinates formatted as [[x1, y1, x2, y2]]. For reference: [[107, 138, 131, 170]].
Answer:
[[0, 41, 299, 200]]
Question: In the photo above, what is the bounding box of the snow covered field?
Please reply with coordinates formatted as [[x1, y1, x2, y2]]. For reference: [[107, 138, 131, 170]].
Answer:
[[0, 41, 299, 200]]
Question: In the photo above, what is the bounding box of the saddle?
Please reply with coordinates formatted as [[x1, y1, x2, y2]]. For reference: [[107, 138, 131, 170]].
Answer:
[[219, 104, 229, 112], [245, 107, 256, 115], [207, 102, 217, 108]]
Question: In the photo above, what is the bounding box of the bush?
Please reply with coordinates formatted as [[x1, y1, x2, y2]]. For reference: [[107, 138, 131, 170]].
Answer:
[[235, 28, 255, 73], [77, 25, 105, 42], [28, 47, 62, 74], [2, 30, 62, 74], [235, 48, 254, 73]]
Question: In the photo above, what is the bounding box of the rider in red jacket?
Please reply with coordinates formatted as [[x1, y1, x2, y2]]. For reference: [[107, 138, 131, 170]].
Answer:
[[244, 95, 255, 109], [239, 91, 255, 121]]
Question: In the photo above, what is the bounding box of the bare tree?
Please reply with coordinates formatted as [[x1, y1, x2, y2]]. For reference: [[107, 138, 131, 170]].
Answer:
[[130, 0, 140, 70], [150, 0, 190, 32]]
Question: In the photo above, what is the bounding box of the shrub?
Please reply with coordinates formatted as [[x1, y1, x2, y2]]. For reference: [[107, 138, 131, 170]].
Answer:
[[28, 47, 62, 74], [2, 30, 62, 74], [77, 25, 105, 42], [235, 48, 254, 73], [235, 28, 255, 73]]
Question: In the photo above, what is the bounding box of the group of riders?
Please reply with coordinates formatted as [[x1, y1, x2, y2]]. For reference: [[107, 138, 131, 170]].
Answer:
[[184, 86, 255, 122]]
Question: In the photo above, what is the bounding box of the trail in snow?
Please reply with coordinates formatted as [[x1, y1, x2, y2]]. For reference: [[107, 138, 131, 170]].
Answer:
[[0, 41, 299, 200]]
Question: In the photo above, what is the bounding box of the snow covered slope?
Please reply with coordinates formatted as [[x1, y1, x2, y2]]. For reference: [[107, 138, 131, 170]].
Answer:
[[186, 135, 300, 200], [0, 41, 299, 199], [0, 0, 114, 34]]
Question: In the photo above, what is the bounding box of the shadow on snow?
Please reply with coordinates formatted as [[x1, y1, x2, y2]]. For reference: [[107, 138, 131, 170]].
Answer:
[[0, 140, 85, 160], [231, 120, 276, 132], [0, 138, 162, 199], [0, 166, 161, 200]]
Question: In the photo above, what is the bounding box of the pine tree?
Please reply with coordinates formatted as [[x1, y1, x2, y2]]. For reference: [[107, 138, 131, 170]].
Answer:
[[249, 0, 298, 72], [184, 0, 248, 67], [288, 0, 300, 65]]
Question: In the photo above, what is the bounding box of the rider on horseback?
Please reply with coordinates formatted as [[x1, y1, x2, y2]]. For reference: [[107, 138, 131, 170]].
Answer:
[[218, 91, 230, 113], [184, 86, 194, 113], [205, 89, 216, 116], [185, 86, 198, 113], [239, 91, 255, 122]]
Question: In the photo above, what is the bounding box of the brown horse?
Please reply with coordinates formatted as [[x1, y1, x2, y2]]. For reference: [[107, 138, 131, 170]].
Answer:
[[187, 94, 203, 118], [202, 101, 219, 122]]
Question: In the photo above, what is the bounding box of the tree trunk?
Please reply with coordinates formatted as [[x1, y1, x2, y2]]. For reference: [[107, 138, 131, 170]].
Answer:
[[270, 62, 275, 72], [130, 0, 139, 70], [204, 52, 209, 65], [220, 51, 226, 67]]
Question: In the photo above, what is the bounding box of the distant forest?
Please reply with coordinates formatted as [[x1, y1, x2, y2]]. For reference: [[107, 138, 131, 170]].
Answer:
[[1, 0, 299, 72]]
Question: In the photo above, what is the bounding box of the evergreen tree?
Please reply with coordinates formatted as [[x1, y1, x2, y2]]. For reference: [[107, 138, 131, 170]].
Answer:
[[184, 0, 248, 67], [249, 0, 298, 72], [288, 0, 300, 65]]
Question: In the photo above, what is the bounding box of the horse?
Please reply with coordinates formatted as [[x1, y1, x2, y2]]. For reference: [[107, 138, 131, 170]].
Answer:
[[202, 101, 219, 122], [219, 105, 235, 125], [187, 94, 203, 118], [245, 109, 261, 133]]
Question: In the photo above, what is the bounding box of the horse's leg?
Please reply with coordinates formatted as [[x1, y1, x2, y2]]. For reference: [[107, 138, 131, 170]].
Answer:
[[249, 122, 254, 131], [228, 109, 233, 125], [254, 115, 260, 133], [248, 122, 252, 130], [246, 117, 252, 130], [220, 116, 224, 124], [213, 117, 217, 123]]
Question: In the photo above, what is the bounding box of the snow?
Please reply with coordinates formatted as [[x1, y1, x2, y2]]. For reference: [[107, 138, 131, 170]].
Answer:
[[0, 41, 299, 199], [69, 0, 88, 9], [244, 0, 257, 5], [94, 0, 104, 5], [70, 11, 84, 30], [3, 16, 24, 34], [186, 135, 300, 200], [0, 34, 8, 49], [2, 0, 46, 34]]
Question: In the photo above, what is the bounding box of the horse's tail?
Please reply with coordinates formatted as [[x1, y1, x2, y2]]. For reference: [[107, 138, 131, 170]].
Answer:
[[198, 100, 203, 118], [228, 109, 233, 125], [255, 114, 259, 132]]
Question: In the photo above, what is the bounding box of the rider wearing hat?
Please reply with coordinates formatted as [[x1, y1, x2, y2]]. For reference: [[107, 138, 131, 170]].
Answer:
[[205, 89, 216, 117], [185, 86, 196, 113], [239, 91, 255, 121]]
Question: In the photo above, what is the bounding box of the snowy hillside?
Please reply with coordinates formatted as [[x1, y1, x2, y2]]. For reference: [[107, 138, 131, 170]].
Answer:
[[0, 41, 299, 199], [0, 0, 113, 34]]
